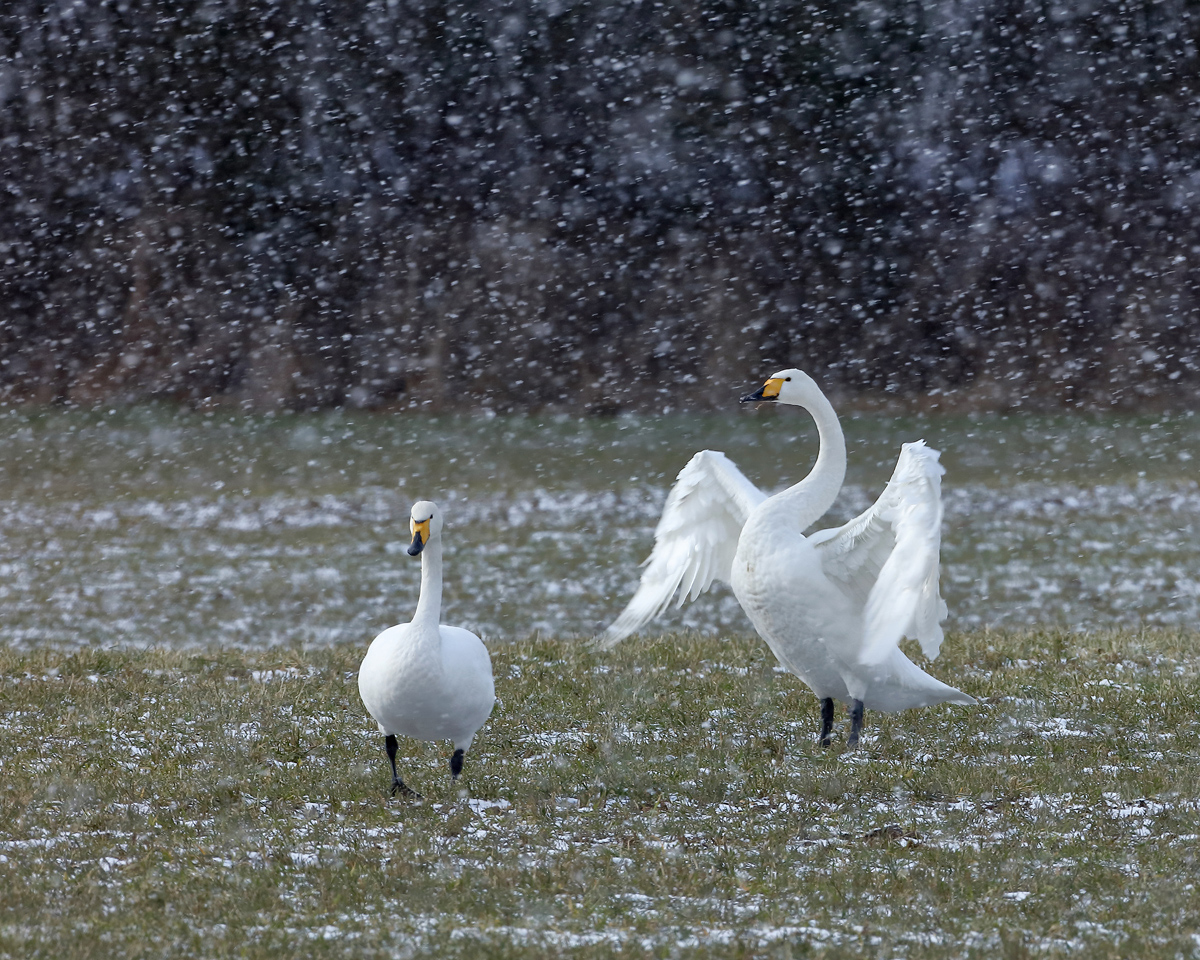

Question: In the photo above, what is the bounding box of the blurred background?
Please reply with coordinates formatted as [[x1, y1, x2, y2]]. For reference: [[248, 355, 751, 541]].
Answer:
[[3, 1, 1199, 648], [2, 0, 1197, 413]]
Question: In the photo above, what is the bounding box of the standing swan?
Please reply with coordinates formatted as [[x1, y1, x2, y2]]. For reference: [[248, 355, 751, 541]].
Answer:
[[601, 369, 974, 747], [359, 501, 495, 796]]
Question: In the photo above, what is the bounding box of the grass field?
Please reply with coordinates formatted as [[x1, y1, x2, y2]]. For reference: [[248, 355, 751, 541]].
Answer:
[[2, 629, 1199, 958]]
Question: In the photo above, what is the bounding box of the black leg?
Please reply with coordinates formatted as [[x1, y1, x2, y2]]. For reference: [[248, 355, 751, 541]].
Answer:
[[819, 698, 835, 747], [450, 748, 465, 779], [847, 700, 865, 748], [384, 734, 421, 799]]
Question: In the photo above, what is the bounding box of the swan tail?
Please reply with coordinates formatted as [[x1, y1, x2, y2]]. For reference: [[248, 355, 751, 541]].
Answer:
[[865, 649, 976, 711]]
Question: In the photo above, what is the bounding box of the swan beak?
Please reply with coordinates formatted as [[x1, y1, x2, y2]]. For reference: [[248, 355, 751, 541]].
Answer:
[[408, 518, 430, 556], [741, 377, 783, 403]]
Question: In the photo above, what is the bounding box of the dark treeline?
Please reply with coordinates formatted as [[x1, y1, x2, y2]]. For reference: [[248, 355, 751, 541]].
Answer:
[[2, 0, 1198, 412]]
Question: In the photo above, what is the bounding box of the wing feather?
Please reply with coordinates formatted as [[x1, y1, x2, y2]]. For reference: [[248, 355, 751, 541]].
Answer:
[[814, 440, 947, 666], [599, 450, 766, 647]]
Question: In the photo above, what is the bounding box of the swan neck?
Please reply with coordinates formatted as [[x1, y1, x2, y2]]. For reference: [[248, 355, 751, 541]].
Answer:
[[779, 390, 847, 528], [412, 538, 443, 629]]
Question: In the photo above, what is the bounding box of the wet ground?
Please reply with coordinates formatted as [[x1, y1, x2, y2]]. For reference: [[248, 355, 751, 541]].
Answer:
[[1, 405, 1198, 648]]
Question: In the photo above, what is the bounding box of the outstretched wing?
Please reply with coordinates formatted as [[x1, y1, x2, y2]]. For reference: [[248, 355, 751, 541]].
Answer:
[[811, 440, 947, 666], [599, 450, 766, 648]]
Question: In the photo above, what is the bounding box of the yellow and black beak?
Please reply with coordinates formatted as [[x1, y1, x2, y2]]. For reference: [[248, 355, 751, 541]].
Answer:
[[408, 518, 431, 556], [740, 377, 784, 403]]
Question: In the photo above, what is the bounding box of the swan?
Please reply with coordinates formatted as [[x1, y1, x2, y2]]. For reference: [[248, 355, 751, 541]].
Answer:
[[600, 369, 974, 747], [358, 500, 495, 796]]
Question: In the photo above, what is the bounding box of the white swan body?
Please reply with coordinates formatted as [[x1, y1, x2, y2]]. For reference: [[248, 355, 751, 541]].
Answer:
[[602, 369, 973, 742], [358, 500, 494, 794], [359, 624, 494, 745]]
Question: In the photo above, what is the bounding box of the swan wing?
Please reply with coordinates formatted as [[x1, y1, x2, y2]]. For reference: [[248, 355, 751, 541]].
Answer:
[[599, 450, 766, 648], [812, 440, 947, 666]]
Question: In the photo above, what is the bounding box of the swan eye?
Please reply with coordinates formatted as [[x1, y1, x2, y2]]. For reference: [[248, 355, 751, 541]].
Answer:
[[785, 377, 792, 382]]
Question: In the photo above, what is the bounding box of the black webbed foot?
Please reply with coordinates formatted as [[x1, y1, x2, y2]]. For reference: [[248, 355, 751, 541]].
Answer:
[[390, 778, 422, 799], [450, 748, 465, 779], [384, 733, 422, 799], [847, 699, 865, 749], [819, 697, 835, 747]]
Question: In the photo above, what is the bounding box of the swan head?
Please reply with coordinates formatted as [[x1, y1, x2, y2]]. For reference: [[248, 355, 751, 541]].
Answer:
[[407, 500, 442, 556], [740, 368, 821, 406]]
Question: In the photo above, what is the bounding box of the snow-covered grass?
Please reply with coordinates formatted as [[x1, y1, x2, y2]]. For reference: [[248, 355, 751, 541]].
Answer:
[[5, 407, 1200, 651], [3, 628, 1199, 958]]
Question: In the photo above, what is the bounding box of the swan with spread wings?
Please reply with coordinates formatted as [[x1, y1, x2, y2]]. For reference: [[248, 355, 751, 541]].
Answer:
[[600, 369, 974, 747]]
